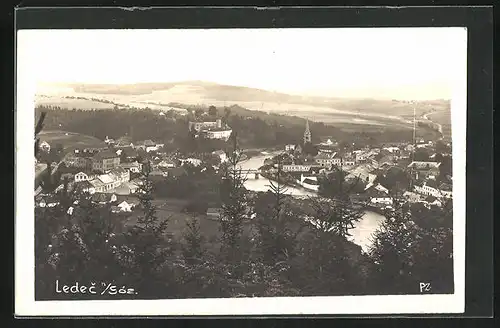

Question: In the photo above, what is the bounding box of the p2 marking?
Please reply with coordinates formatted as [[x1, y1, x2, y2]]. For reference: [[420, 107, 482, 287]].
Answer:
[[419, 282, 431, 293]]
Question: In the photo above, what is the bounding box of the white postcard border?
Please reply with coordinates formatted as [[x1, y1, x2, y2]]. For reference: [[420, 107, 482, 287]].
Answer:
[[15, 27, 467, 316]]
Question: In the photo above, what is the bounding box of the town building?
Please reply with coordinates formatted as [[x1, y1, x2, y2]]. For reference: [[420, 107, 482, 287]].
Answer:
[[189, 119, 233, 141], [92, 151, 120, 172], [157, 158, 177, 168], [91, 193, 117, 204], [119, 161, 143, 173], [135, 140, 164, 153], [281, 164, 316, 173], [314, 152, 339, 167], [180, 158, 202, 167], [285, 144, 296, 152], [212, 150, 228, 163], [298, 174, 319, 192], [413, 182, 452, 199], [407, 161, 441, 180], [63, 151, 93, 169], [111, 200, 137, 213]]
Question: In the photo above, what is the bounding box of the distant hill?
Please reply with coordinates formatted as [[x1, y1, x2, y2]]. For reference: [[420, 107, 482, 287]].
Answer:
[[36, 81, 451, 129]]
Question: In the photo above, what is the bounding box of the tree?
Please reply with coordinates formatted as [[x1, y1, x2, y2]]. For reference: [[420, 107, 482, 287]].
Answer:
[[253, 157, 305, 265], [208, 105, 217, 117], [223, 107, 231, 123], [182, 214, 204, 264], [194, 108, 205, 119], [367, 197, 453, 294], [218, 132, 249, 265], [318, 165, 364, 201], [308, 197, 363, 238], [120, 161, 175, 298]]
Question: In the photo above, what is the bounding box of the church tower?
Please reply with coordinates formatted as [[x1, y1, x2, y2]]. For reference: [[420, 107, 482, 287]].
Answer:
[[303, 119, 312, 144]]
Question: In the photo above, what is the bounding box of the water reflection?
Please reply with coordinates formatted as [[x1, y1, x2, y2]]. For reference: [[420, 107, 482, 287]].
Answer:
[[237, 153, 385, 251]]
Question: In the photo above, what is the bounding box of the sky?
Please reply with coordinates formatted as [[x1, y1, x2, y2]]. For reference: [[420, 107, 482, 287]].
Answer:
[[17, 28, 467, 100]]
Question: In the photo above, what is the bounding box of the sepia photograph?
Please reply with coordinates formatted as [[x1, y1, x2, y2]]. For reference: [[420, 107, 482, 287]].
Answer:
[[16, 26, 467, 316]]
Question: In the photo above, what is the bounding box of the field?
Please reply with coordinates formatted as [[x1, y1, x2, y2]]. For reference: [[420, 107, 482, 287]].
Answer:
[[35, 95, 117, 110], [121, 198, 256, 251], [38, 130, 107, 153], [36, 82, 451, 130]]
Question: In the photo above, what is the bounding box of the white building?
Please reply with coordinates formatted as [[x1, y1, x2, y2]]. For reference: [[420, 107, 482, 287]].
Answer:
[[285, 144, 296, 152], [370, 197, 393, 205], [119, 161, 143, 173], [158, 159, 176, 168], [212, 150, 228, 163], [189, 119, 233, 141], [180, 158, 202, 167], [203, 129, 232, 140], [298, 174, 319, 192], [281, 164, 314, 173], [414, 183, 453, 199]]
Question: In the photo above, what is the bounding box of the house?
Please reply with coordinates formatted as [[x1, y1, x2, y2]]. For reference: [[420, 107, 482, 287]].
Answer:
[[370, 196, 393, 206], [382, 146, 401, 153], [37, 195, 59, 208], [207, 207, 221, 219], [158, 158, 177, 168], [88, 173, 122, 193], [63, 152, 93, 169], [119, 161, 143, 173], [281, 164, 314, 173], [110, 167, 130, 183], [180, 158, 202, 167], [92, 151, 120, 172], [104, 136, 115, 145], [403, 191, 422, 203], [314, 152, 337, 167], [74, 171, 93, 182], [212, 150, 228, 163], [285, 144, 296, 152], [298, 174, 319, 192], [91, 193, 117, 204], [346, 165, 378, 185], [342, 158, 356, 167], [189, 119, 233, 141], [112, 200, 136, 213], [39, 140, 51, 152], [407, 161, 441, 180], [423, 195, 442, 207], [414, 182, 452, 199], [114, 137, 134, 148]]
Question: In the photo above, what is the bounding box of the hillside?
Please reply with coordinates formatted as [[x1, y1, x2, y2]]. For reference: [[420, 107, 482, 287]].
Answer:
[[36, 81, 451, 132]]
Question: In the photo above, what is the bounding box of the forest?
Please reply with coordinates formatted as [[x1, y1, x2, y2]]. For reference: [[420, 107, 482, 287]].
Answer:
[[35, 104, 440, 152]]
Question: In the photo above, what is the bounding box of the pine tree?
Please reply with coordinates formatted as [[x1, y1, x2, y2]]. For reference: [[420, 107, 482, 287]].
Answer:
[[254, 156, 304, 265], [367, 196, 453, 294], [121, 161, 174, 298], [218, 132, 249, 265], [309, 166, 364, 238], [182, 214, 204, 264]]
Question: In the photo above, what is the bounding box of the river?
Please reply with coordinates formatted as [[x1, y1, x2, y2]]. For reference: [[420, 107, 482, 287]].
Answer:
[[237, 152, 385, 252]]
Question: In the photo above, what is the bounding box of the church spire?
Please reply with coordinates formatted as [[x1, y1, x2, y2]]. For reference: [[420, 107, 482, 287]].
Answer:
[[303, 119, 311, 144]]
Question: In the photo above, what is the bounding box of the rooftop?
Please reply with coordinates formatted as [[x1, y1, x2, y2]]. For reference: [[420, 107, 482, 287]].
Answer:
[[408, 161, 441, 169], [93, 150, 119, 160]]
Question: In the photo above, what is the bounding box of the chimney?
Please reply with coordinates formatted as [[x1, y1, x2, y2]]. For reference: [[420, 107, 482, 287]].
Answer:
[[216, 119, 222, 128]]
